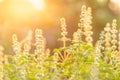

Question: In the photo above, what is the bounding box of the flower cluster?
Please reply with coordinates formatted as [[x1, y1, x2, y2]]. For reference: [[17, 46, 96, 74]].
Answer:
[[111, 19, 118, 51], [2, 5, 120, 80], [23, 30, 33, 54], [73, 5, 93, 46], [12, 34, 21, 54], [35, 29, 45, 54], [59, 18, 70, 47]]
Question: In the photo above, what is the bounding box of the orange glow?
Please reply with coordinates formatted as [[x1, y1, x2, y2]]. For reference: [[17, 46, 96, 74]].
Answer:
[[29, 0, 45, 10], [2, 0, 46, 23]]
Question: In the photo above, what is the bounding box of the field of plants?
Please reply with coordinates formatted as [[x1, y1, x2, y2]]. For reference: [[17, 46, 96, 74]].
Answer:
[[0, 5, 120, 80]]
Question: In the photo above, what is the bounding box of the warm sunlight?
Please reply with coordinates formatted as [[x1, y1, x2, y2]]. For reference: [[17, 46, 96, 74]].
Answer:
[[110, 0, 120, 12], [1, 0, 120, 80], [111, 0, 120, 3], [111, 0, 120, 6], [29, 0, 45, 10], [0, 0, 3, 2], [3, 0, 46, 22]]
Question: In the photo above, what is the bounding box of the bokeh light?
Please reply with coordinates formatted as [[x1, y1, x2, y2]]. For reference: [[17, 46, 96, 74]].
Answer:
[[29, 0, 45, 10], [109, 0, 120, 14]]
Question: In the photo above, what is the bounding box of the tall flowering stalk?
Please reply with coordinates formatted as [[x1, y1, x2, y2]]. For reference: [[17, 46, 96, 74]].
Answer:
[[35, 29, 45, 54], [95, 31, 105, 62], [12, 34, 21, 54], [98, 31, 105, 52], [34, 29, 46, 79], [77, 5, 93, 46], [111, 19, 118, 52], [59, 18, 69, 47], [84, 7, 93, 46], [73, 5, 93, 45], [74, 5, 87, 42], [79, 5, 86, 32], [23, 30, 33, 54], [104, 23, 111, 51]]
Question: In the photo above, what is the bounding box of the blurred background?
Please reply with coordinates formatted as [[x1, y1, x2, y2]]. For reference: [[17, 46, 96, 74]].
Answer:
[[0, 0, 120, 54]]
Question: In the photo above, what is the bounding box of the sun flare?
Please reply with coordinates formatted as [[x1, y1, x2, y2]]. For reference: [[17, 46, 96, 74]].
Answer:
[[29, 0, 45, 10], [111, 0, 120, 3]]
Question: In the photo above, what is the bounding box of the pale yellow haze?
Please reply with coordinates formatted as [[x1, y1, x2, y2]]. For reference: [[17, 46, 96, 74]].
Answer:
[[29, 0, 45, 10], [111, 0, 120, 2], [111, 0, 120, 4]]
